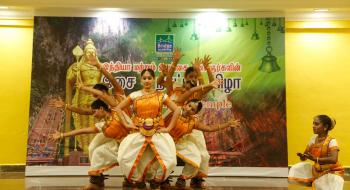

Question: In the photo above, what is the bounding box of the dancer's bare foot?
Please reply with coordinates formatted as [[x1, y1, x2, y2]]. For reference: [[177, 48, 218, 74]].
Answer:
[[82, 175, 106, 190], [122, 178, 134, 189], [149, 179, 161, 190], [81, 182, 103, 190], [175, 177, 186, 188], [190, 177, 206, 189], [161, 177, 172, 189]]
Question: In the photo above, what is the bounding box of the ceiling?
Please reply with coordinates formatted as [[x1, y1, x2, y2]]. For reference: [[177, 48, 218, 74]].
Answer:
[[1, 0, 350, 20]]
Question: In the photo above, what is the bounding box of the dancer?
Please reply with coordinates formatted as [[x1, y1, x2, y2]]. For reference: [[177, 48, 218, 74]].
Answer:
[[288, 115, 344, 190], [159, 53, 215, 188], [51, 65, 131, 189], [65, 39, 104, 155], [50, 99, 135, 190], [161, 99, 240, 188], [159, 54, 214, 98], [114, 68, 181, 189]]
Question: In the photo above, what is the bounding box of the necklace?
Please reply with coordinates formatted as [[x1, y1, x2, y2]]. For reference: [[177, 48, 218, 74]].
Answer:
[[142, 88, 155, 94], [316, 135, 327, 144]]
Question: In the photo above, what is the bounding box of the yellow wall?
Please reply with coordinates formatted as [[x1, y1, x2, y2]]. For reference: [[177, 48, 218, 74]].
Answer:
[[286, 21, 350, 166], [0, 19, 349, 166], [0, 20, 33, 165]]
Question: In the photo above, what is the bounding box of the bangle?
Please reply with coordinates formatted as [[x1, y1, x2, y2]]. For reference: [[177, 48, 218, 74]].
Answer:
[[201, 86, 204, 91], [60, 133, 64, 139], [316, 157, 319, 163], [65, 104, 68, 110]]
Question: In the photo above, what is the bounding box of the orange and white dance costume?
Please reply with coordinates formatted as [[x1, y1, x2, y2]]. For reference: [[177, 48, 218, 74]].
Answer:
[[186, 129, 210, 178], [170, 87, 210, 178], [88, 109, 131, 176], [163, 112, 207, 180], [288, 135, 344, 190], [117, 91, 177, 183]]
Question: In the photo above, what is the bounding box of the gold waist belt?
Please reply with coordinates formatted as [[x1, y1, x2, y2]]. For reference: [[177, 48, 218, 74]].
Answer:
[[134, 116, 161, 136]]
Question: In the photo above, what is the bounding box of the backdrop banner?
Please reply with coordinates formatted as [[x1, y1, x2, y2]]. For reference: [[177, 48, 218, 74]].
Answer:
[[26, 16, 286, 176]]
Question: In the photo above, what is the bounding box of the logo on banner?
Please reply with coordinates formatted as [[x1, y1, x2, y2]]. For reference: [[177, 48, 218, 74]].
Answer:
[[155, 34, 174, 60]]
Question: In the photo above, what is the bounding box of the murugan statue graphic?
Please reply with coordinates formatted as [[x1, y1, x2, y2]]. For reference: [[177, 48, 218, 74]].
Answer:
[[65, 39, 103, 159]]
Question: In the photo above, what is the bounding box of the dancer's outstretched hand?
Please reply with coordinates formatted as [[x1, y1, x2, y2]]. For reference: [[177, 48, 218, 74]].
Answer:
[[191, 57, 202, 73], [48, 98, 65, 108], [159, 63, 169, 75], [202, 55, 212, 69], [49, 130, 62, 142], [173, 48, 184, 62], [76, 81, 84, 90], [89, 55, 100, 67], [210, 79, 223, 89]]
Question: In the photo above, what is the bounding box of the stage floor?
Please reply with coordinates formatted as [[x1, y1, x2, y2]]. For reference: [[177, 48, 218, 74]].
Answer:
[[1, 172, 349, 189]]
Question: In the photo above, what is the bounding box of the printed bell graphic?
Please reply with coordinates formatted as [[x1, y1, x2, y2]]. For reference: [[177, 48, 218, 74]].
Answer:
[[172, 20, 177, 27], [190, 32, 199, 40], [165, 19, 171, 32], [251, 32, 259, 40], [251, 18, 259, 40], [259, 46, 280, 73]]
